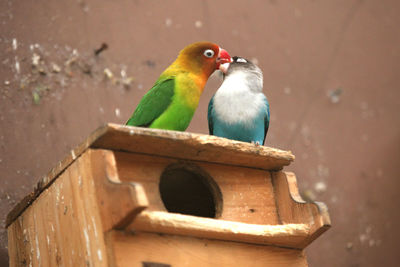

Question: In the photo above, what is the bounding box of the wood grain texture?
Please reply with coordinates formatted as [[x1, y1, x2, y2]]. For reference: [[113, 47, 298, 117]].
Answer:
[[107, 230, 308, 267], [114, 151, 279, 225], [127, 211, 310, 248], [7, 123, 294, 227], [5, 125, 109, 228], [89, 150, 149, 231], [93, 124, 294, 171], [7, 151, 109, 267], [272, 171, 331, 248], [6, 128, 330, 266]]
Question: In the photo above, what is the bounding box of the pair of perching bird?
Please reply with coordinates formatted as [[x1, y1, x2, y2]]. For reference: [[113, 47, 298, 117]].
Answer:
[[126, 41, 270, 145]]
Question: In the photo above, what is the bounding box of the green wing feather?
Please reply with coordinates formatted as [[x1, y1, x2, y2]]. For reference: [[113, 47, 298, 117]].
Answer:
[[126, 77, 175, 127]]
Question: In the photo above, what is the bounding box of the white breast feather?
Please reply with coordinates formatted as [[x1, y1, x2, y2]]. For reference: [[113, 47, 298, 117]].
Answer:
[[213, 72, 266, 127]]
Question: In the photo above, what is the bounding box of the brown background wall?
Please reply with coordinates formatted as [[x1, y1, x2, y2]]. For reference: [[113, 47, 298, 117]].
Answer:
[[1, 0, 399, 266]]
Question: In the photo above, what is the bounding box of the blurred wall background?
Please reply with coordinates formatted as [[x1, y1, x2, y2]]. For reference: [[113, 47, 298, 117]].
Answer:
[[1, 0, 399, 266]]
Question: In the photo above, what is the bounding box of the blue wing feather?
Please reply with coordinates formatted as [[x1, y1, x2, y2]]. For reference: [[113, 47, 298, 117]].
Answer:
[[262, 97, 270, 145], [207, 95, 215, 135]]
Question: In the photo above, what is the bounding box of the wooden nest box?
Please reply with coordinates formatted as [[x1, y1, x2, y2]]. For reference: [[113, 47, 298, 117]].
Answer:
[[7, 123, 330, 267]]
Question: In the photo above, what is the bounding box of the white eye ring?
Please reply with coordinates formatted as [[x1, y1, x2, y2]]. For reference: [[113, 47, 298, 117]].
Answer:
[[203, 49, 214, 58], [236, 58, 247, 63]]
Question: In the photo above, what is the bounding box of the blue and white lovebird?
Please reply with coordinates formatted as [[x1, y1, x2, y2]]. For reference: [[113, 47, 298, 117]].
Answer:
[[207, 56, 270, 145]]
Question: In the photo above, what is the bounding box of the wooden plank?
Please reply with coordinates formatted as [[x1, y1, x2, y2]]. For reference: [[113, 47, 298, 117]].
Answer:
[[5, 125, 109, 228], [89, 149, 149, 231], [92, 124, 294, 171], [202, 162, 278, 224], [69, 151, 109, 266], [271, 171, 331, 248], [7, 151, 110, 267], [113, 151, 174, 212], [107, 230, 308, 267], [7, 123, 294, 228], [7, 212, 28, 266], [40, 185, 62, 266], [114, 151, 279, 225], [127, 211, 309, 248]]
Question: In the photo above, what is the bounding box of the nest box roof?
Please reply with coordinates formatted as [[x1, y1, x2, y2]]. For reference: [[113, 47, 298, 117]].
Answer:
[[6, 123, 294, 227]]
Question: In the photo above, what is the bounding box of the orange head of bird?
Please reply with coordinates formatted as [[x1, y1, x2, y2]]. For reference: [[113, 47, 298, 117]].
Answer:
[[177, 41, 232, 78]]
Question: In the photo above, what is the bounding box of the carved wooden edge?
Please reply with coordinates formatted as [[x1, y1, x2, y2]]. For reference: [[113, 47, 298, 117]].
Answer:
[[89, 149, 149, 232], [271, 171, 331, 249], [92, 124, 295, 171], [6, 123, 294, 227], [127, 211, 310, 249]]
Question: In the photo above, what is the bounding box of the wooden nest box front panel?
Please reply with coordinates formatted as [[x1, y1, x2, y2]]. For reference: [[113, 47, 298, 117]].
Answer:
[[115, 151, 278, 224], [7, 124, 330, 267]]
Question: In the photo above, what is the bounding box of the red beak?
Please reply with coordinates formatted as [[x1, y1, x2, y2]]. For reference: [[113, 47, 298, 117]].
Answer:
[[216, 48, 232, 69]]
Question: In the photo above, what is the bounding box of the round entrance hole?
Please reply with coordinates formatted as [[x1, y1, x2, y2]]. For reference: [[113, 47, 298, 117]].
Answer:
[[159, 164, 222, 218]]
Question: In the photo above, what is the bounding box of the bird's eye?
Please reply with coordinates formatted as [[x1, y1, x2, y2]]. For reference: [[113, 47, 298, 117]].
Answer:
[[203, 49, 215, 58], [236, 58, 247, 63]]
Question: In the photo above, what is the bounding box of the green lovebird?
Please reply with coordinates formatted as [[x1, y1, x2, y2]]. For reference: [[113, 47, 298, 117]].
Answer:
[[126, 41, 232, 131]]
